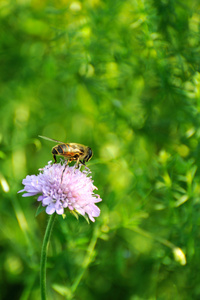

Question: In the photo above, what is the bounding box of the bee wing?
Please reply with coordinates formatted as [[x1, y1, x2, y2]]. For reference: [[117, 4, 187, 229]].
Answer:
[[38, 135, 64, 144], [69, 143, 85, 154]]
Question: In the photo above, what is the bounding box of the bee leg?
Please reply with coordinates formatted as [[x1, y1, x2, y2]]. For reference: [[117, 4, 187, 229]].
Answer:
[[61, 160, 68, 182], [81, 160, 90, 171], [75, 158, 81, 169], [82, 160, 86, 166], [53, 154, 57, 164]]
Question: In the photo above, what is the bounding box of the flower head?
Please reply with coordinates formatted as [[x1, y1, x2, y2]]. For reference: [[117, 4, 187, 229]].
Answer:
[[18, 162, 102, 222]]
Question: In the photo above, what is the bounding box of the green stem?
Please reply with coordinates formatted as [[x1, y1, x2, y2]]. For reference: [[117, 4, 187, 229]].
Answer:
[[40, 213, 56, 300], [125, 225, 176, 250], [72, 226, 99, 293]]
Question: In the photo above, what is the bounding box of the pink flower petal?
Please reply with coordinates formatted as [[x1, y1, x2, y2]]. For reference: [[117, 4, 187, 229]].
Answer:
[[43, 196, 52, 205], [46, 204, 56, 215]]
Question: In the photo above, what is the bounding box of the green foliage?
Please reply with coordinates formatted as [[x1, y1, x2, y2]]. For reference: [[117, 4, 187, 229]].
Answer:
[[1, 0, 200, 299]]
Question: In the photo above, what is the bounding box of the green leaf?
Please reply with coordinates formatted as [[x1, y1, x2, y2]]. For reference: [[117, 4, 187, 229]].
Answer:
[[35, 203, 46, 217]]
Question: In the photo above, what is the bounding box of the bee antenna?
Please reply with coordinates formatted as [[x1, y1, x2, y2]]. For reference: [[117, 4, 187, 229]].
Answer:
[[38, 135, 63, 143]]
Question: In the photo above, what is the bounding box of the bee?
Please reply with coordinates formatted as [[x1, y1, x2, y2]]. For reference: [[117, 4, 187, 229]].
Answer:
[[39, 135, 93, 166]]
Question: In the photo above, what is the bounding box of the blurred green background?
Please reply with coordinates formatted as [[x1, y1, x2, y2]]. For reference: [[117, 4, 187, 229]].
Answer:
[[1, 0, 200, 299]]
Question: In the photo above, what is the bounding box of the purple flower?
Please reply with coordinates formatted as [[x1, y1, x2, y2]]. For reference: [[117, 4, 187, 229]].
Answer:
[[18, 162, 102, 222]]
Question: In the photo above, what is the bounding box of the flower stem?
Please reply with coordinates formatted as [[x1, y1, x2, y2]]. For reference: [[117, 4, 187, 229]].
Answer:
[[40, 213, 56, 300]]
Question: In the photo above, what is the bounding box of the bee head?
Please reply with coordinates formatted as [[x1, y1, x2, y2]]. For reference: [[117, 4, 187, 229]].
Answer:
[[84, 147, 93, 162]]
